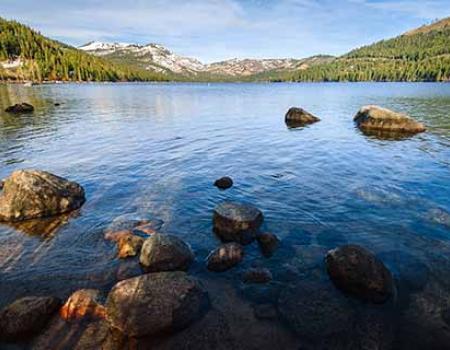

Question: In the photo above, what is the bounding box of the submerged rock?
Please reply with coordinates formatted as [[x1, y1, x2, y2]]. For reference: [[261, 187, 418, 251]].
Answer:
[[285, 107, 320, 128], [326, 244, 394, 303], [279, 281, 353, 339], [5, 102, 34, 114], [139, 233, 195, 272], [60, 289, 106, 321], [0, 169, 86, 222], [117, 234, 144, 259], [206, 243, 244, 272], [354, 105, 426, 135], [213, 201, 263, 245], [256, 232, 280, 257], [214, 177, 233, 190], [106, 272, 209, 337], [242, 267, 273, 283], [0, 296, 61, 341]]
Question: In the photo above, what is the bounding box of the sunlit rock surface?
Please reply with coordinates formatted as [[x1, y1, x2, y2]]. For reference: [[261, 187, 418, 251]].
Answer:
[[0, 170, 85, 222]]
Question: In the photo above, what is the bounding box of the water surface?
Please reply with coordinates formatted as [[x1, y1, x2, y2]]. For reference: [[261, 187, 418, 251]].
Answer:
[[0, 82, 449, 349]]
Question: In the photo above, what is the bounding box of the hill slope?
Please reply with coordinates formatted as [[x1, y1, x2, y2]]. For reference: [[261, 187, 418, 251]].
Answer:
[[287, 17, 450, 82], [0, 18, 166, 82]]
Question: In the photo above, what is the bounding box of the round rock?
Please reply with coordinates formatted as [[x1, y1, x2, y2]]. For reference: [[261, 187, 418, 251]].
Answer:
[[213, 201, 263, 244], [0, 296, 61, 341], [0, 169, 86, 222], [106, 272, 209, 337], [206, 242, 244, 272], [285, 107, 320, 128], [139, 233, 195, 272], [214, 177, 233, 190], [326, 244, 394, 303], [257, 232, 280, 257], [5, 102, 34, 114]]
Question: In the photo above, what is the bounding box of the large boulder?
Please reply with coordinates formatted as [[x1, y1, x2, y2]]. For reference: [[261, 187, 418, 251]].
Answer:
[[354, 105, 426, 135], [213, 202, 263, 244], [0, 170, 86, 222], [0, 296, 61, 341], [5, 102, 34, 114], [206, 243, 244, 272], [139, 233, 195, 272], [106, 272, 209, 337], [326, 245, 394, 303], [285, 107, 320, 128]]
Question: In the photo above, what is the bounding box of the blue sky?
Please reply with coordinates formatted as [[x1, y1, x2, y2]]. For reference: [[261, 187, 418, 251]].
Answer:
[[1, 0, 449, 62]]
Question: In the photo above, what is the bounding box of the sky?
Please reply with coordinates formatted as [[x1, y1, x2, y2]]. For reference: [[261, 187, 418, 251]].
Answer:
[[1, 0, 449, 62]]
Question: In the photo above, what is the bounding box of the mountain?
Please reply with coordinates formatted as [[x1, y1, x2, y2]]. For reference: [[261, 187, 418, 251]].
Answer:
[[0, 18, 166, 82], [286, 17, 450, 82], [79, 41, 322, 78]]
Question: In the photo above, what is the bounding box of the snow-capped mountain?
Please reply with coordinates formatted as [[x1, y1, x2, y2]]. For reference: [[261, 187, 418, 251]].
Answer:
[[79, 41, 320, 77]]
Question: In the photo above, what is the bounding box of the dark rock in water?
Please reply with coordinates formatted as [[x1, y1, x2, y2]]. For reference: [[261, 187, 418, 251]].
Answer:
[[117, 233, 144, 259], [0, 296, 61, 341], [278, 281, 353, 339], [106, 272, 209, 337], [139, 233, 195, 272], [285, 107, 320, 128], [256, 232, 280, 257], [214, 176, 233, 190], [60, 289, 106, 322], [54, 103, 61, 106], [326, 244, 394, 303], [0, 169, 86, 222], [253, 304, 278, 320], [242, 267, 273, 283], [354, 105, 426, 135], [5, 103, 34, 114], [213, 201, 263, 245], [206, 243, 244, 272]]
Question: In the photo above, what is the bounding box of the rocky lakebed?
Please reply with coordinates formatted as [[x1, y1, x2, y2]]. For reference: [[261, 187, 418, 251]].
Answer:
[[0, 82, 449, 349]]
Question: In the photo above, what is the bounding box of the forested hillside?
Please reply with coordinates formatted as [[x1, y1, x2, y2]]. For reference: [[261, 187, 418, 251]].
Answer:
[[0, 18, 166, 82], [287, 17, 450, 82]]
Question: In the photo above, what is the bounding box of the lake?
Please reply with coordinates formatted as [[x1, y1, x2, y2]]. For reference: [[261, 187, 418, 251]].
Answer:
[[0, 82, 449, 349]]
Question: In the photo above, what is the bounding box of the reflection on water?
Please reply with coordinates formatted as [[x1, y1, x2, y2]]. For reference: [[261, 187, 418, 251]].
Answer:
[[0, 82, 449, 349]]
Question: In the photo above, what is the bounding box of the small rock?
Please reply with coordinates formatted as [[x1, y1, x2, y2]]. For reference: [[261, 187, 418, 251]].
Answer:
[[117, 234, 144, 258], [0, 169, 85, 222], [5, 102, 34, 113], [242, 268, 273, 283], [285, 107, 320, 128], [326, 244, 394, 303], [139, 233, 195, 272], [214, 177, 233, 190], [257, 232, 280, 257], [60, 289, 106, 321], [354, 105, 426, 135], [54, 103, 61, 106], [104, 229, 132, 242], [132, 223, 157, 236], [253, 304, 278, 320], [213, 201, 264, 244], [206, 242, 244, 272], [105, 272, 209, 337], [0, 296, 61, 341]]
